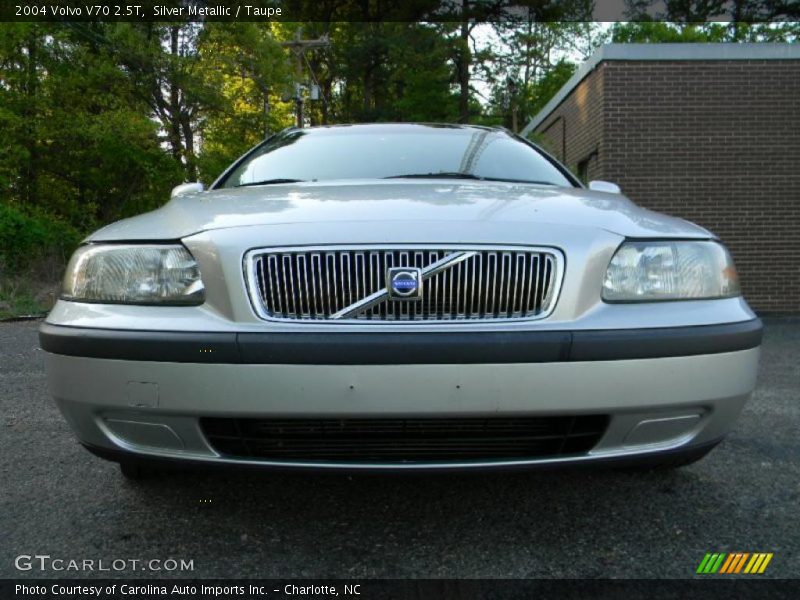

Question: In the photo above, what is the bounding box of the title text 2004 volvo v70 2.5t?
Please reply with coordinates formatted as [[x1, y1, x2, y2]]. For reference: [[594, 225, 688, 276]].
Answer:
[[40, 124, 762, 478]]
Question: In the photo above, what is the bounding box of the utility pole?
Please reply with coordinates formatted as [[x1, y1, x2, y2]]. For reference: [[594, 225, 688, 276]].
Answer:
[[280, 28, 330, 128]]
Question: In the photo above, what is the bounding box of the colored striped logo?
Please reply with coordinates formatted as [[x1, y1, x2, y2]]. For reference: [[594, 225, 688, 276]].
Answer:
[[696, 552, 773, 574]]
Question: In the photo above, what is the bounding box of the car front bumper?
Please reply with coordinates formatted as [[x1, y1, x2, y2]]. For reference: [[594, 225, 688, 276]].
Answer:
[[41, 319, 762, 470]]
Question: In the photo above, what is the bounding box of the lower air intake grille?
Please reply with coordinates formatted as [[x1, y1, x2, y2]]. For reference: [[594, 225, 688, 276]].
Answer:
[[200, 416, 609, 463]]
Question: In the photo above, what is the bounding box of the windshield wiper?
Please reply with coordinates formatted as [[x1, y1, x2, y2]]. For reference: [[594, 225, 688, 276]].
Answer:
[[236, 178, 306, 187], [384, 173, 555, 185], [384, 172, 483, 180]]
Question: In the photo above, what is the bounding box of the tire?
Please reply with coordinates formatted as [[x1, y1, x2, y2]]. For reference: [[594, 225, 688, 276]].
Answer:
[[616, 441, 720, 472]]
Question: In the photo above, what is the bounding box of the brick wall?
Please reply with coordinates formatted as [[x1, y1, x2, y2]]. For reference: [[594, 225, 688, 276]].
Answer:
[[535, 58, 800, 313], [533, 64, 605, 182]]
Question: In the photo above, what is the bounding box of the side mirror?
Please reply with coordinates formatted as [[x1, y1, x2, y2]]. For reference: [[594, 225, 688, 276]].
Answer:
[[588, 180, 621, 194], [171, 182, 205, 198]]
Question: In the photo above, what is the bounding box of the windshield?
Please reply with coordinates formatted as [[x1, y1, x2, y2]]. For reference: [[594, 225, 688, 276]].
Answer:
[[217, 125, 575, 188]]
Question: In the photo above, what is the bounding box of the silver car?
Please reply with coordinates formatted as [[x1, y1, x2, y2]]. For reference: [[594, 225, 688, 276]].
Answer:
[[41, 123, 761, 478]]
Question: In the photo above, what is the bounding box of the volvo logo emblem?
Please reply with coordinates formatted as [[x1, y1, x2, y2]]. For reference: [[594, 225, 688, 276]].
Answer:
[[387, 267, 423, 300]]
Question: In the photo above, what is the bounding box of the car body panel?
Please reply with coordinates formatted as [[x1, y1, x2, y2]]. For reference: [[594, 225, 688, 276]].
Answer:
[[87, 180, 712, 243], [46, 347, 758, 469], [45, 295, 757, 333], [54, 219, 753, 333], [43, 123, 760, 471]]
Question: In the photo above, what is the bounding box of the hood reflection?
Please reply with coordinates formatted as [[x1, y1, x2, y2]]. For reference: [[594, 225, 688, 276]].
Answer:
[[89, 180, 710, 242]]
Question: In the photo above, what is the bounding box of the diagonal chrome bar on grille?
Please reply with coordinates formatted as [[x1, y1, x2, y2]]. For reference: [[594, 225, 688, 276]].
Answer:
[[329, 251, 478, 320]]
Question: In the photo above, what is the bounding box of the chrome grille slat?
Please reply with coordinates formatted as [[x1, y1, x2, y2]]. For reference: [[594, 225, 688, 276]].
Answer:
[[248, 246, 561, 322], [488, 252, 497, 315], [341, 252, 350, 310], [326, 253, 336, 316], [512, 254, 524, 315], [529, 254, 539, 314], [543, 255, 555, 312], [358, 252, 366, 310], [310, 253, 321, 316], [414, 251, 424, 320], [282, 255, 294, 317], [298, 253, 309, 316], [536, 254, 547, 312]]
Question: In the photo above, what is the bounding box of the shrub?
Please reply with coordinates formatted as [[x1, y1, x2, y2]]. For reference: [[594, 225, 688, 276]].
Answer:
[[0, 202, 82, 278]]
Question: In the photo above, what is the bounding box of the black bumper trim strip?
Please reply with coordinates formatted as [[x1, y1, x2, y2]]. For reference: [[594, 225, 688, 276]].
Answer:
[[570, 318, 763, 361], [39, 319, 762, 365], [38, 324, 239, 364], [236, 330, 572, 365]]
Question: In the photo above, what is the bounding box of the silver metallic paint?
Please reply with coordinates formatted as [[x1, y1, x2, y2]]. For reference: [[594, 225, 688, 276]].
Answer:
[[46, 348, 758, 468], [45, 177, 759, 468]]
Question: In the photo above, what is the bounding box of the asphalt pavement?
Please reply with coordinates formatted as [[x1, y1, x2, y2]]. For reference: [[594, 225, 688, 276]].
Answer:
[[1, 318, 798, 579]]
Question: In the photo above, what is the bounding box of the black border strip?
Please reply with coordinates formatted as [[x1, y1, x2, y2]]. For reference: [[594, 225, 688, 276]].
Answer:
[[39, 319, 763, 365], [4, 576, 798, 600]]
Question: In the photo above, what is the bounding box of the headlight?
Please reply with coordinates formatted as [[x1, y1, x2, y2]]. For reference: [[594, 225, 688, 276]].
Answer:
[[62, 244, 205, 305], [603, 240, 740, 302]]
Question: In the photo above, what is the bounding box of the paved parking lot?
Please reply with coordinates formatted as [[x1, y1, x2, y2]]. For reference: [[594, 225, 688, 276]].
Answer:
[[1, 318, 798, 579]]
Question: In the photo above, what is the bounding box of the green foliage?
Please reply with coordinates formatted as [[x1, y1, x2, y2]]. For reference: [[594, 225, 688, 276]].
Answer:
[[382, 24, 460, 123], [317, 22, 459, 124], [0, 198, 80, 318], [611, 21, 799, 43], [0, 18, 796, 316], [0, 23, 185, 235], [527, 59, 577, 117], [195, 23, 293, 182], [0, 202, 80, 274], [611, 22, 730, 42], [0, 284, 45, 319], [483, 21, 606, 130]]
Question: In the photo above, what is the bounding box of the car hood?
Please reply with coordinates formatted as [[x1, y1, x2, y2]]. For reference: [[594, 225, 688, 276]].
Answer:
[[88, 180, 712, 242]]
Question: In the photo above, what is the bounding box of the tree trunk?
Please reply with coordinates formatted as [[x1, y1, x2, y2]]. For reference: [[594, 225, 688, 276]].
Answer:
[[263, 92, 270, 138], [180, 113, 197, 181], [24, 27, 39, 206], [457, 3, 471, 123], [363, 63, 373, 115], [167, 26, 184, 170], [321, 77, 332, 124]]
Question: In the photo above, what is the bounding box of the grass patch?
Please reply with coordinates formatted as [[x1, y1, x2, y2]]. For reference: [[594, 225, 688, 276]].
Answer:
[[0, 275, 59, 319]]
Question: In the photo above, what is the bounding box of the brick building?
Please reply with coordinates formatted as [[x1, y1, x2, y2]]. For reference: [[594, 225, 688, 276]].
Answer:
[[522, 43, 800, 313]]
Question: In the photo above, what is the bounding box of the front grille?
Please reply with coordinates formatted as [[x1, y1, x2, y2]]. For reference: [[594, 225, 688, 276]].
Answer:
[[246, 246, 561, 321], [200, 415, 609, 463]]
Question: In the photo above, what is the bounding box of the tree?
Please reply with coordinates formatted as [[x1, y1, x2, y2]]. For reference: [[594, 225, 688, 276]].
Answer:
[[0, 22, 183, 229], [106, 22, 222, 181], [611, 20, 799, 43], [611, 21, 729, 42], [195, 23, 292, 181], [304, 22, 458, 124], [487, 20, 602, 131], [0, 24, 46, 207], [438, 0, 510, 124], [637, 0, 800, 20]]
